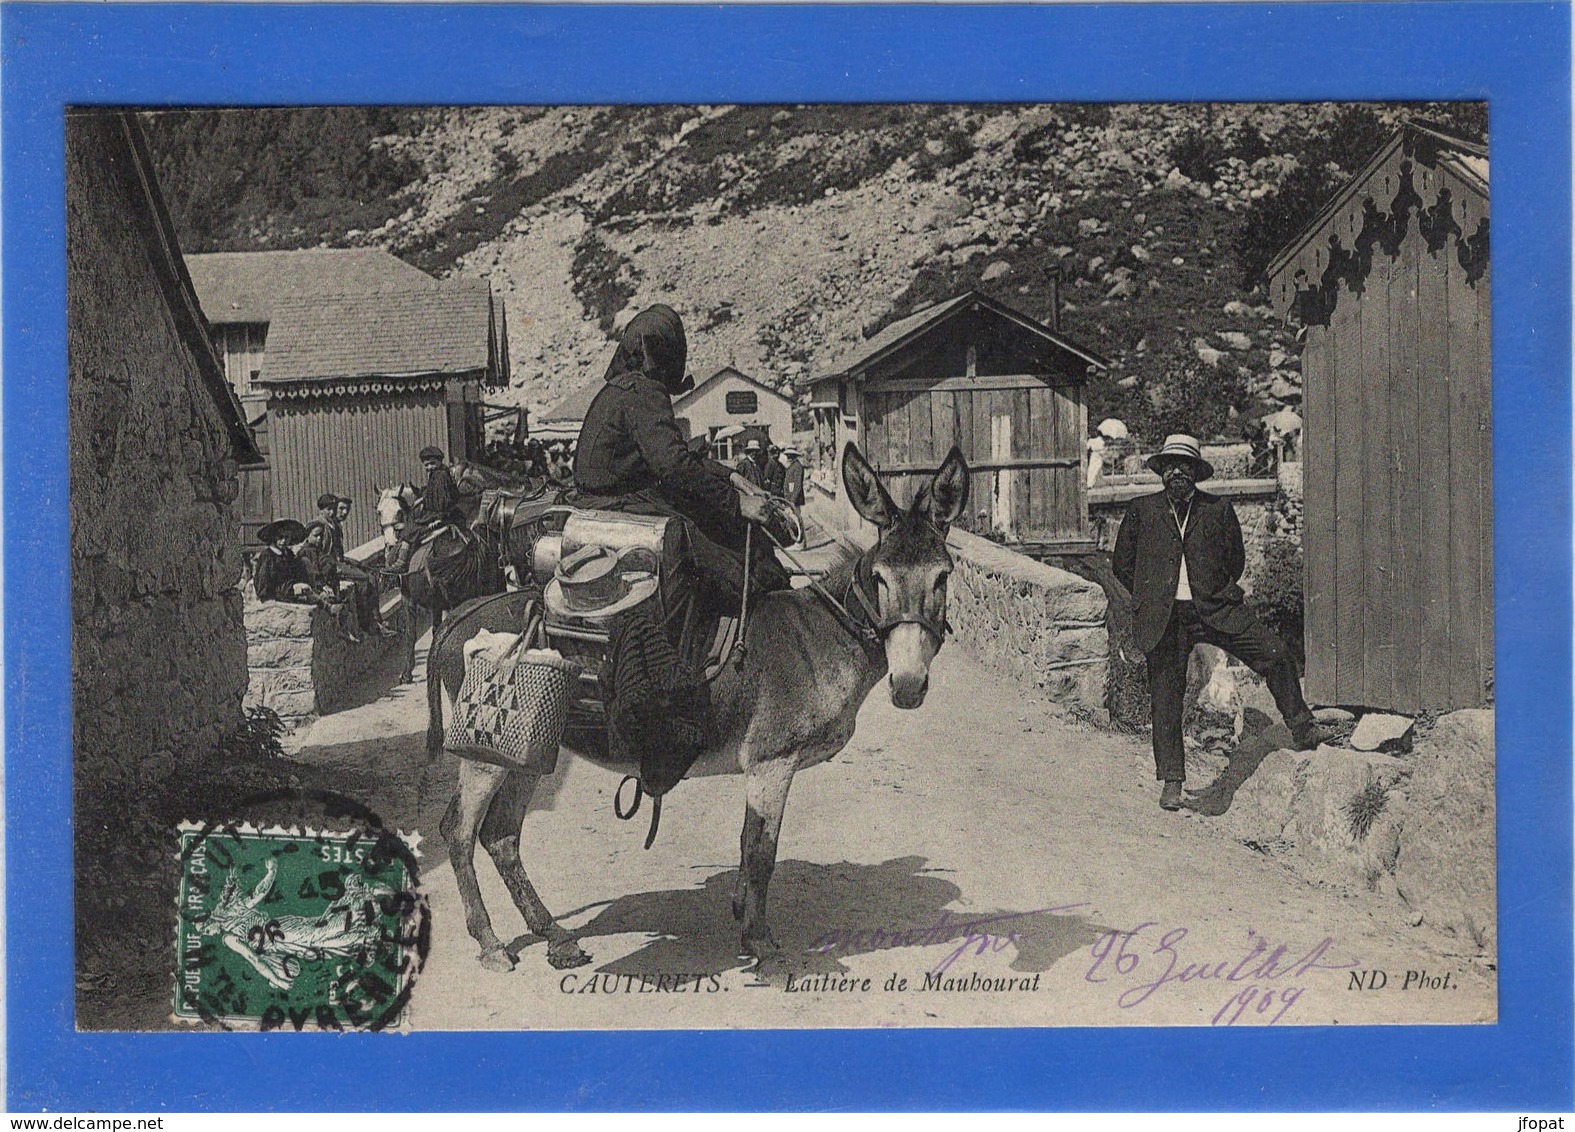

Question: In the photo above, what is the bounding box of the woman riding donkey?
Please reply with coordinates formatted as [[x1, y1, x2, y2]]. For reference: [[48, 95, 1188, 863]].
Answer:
[[572, 304, 790, 806]]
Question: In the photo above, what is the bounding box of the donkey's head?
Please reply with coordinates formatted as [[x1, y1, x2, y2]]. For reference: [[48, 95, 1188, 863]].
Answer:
[[842, 442, 970, 709]]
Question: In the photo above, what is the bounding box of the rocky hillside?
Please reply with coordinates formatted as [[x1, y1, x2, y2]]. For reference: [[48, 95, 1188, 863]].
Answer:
[[146, 102, 1485, 444]]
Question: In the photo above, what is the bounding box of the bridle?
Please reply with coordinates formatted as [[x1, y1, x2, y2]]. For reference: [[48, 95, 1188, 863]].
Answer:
[[765, 521, 952, 656]]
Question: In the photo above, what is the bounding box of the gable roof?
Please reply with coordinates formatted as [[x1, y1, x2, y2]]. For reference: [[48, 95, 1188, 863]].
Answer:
[[73, 110, 259, 463], [802, 289, 1107, 386], [1266, 120, 1488, 286], [259, 283, 497, 383], [538, 379, 605, 425], [186, 248, 439, 324], [674, 366, 790, 410]]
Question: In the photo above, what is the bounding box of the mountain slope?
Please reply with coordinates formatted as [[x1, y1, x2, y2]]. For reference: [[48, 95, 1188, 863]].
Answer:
[[144, 102, 1485, 443]]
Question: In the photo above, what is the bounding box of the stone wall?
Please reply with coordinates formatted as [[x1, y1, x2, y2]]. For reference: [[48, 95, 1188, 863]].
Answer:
[[820, 505, 1110, 719], [243, 589, 407, 726], [68, 114, 249, 782], [945, 529, 1109, 717]]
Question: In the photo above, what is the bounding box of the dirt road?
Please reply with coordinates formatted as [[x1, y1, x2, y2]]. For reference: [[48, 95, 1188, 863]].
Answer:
[[291, 627, 1494, 1031]]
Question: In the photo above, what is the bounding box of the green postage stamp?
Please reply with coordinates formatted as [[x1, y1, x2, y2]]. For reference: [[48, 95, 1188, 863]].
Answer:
[[174, 821, 426, 1030]]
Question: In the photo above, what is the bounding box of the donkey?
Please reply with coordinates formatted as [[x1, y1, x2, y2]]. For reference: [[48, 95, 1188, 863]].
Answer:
[[427, 443, 969, 971], [378, 482, 508, 685]]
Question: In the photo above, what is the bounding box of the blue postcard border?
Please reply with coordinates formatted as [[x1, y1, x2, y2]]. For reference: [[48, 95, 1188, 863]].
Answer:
[[4, 1, 1570, 1112]]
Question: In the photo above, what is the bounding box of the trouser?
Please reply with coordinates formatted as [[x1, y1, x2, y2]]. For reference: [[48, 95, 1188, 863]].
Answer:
[[1144, 600, 1313, 783], [335, 561, 383, 631]]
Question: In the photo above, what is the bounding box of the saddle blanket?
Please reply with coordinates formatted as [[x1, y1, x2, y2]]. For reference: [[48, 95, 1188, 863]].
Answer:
[[447, 630, 577, 773]]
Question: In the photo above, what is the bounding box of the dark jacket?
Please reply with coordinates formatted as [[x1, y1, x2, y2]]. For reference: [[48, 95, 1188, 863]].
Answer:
[[255, 546, 310, 603], [574, 306, 740, 531], [1112, 488, 1255, 654], [412, 465, 461, 526]]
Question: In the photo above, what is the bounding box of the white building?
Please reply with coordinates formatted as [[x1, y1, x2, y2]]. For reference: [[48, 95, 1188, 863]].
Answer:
[[675, 367, 793, 460]]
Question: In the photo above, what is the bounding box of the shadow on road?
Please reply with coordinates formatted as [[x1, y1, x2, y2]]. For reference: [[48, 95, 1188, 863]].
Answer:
[[506, 855, 1106, 982], [1186, 712, 1288, 817]]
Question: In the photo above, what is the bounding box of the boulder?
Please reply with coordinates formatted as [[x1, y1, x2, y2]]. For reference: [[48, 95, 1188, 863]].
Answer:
[[1218, 331, 1253, 351], [1215, 746, 1409, 892], [1392, 710, 1496, 953], [980, 260, 1013, 282], [1269, 376, 1302, 401], [1223, 300, 1252, 317], [1351, 712, 1414, 752], [1129, 244, 1151, 262], [1077, 217, 1104, 236]]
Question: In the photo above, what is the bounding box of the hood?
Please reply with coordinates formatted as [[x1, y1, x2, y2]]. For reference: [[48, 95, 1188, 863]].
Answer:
[[604, 304, 689, 395]]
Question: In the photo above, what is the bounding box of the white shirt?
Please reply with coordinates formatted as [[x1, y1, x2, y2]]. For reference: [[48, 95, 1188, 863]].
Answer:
[[1170, 497, 1194, 601]]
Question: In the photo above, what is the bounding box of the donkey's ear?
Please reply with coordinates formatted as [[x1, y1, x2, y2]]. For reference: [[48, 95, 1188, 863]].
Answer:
[[913, 446, 970, 530], [841, 443, 900, 529]]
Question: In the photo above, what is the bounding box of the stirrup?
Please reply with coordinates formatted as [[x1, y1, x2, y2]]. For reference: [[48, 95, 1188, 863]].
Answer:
[[613, 775, 663, 850]]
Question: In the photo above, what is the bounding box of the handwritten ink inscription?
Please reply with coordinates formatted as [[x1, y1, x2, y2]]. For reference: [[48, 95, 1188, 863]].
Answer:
[[1085, 923, 1357, 1025]]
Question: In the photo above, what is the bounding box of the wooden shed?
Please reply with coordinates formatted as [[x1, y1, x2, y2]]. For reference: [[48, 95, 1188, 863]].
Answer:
[[259, 284, 510, 547], [804, 290, 1106, 547], [1267, 122, 1491, 713]]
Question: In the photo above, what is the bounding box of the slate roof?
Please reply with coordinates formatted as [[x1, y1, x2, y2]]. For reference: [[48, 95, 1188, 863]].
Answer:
[[259, 284, 496, 383], [186, 248, 439, 324], [801, 289, 1107, 386]]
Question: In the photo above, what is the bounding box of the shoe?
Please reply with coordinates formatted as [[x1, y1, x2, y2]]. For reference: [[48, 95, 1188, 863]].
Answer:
[[1291, 721, 1330, 751], [1159, 781, 1184, 811]]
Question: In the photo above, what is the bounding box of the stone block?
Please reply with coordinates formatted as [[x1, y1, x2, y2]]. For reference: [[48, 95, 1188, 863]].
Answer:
[[249, 666, 315, 697], [1392, 710, 1495, 952], [245, 600, 316, 639], [259, 688, 317, 721], [1351, 712, 1414, 752], [247, 637, 314, 669]]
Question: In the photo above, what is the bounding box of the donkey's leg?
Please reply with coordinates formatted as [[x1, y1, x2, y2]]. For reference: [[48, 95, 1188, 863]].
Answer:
[[440, 758, 515, 972], [735, 757, 797, 964], [480, 770, 592, 970]]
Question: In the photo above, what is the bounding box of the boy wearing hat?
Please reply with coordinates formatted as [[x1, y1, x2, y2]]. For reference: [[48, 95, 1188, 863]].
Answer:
[[389, 446, 463, 571], [1113, 433, 1326, 812]]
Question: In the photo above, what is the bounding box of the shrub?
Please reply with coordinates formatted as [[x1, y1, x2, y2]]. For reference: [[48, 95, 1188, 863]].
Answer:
[[1251, 535, 1305, 669], [1345, 780, 1390, 841], [1170, 127, 1227, 185]]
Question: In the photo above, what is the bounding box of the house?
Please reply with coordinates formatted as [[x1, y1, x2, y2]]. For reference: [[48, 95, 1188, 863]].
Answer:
[[186, 249, 510, 548], [674, 367, 793, 460], [259, 283, 510, 547], [1267, 121, 1491, 713], [801, 289, 1107, 546], [67, 109, 261, 779]]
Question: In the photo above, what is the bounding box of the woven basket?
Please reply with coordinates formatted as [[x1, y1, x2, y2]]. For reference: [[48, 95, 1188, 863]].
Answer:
[[447, 638, 577, 773]]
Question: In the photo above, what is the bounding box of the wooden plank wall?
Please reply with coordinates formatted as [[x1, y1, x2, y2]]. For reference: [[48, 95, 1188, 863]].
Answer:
[[863, 380, 1086, 539], [270, 392, 449, 547], [1303, 180, 1492, 712]]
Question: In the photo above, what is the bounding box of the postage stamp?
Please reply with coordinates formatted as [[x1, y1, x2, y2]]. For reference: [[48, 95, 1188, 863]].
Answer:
[[173, 821, 424, 1031]]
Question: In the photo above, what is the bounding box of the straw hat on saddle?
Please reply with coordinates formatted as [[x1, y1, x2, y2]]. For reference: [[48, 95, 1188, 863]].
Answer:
[[1145, 434, 1214, 482], [546, 544, 660, 619]]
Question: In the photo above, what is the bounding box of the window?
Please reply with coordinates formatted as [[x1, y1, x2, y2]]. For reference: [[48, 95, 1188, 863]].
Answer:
[[726, 390, 759, 415]]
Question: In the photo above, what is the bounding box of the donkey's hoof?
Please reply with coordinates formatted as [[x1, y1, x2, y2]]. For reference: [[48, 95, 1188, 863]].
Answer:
[[740, 928, 782, 968], [478, 946, 516, 973], [547, 939, 592, 970]]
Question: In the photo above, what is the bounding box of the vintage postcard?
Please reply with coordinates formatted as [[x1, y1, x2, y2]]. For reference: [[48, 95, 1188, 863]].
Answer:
[[67, 99, 1499, 1034]]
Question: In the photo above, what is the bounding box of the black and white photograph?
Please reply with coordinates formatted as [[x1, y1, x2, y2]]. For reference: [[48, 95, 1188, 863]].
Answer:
[[68, 101, 1495, 1031]]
